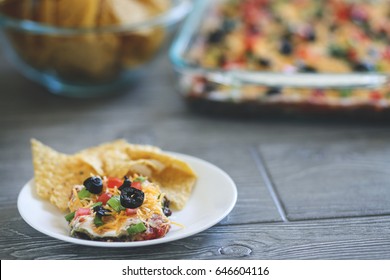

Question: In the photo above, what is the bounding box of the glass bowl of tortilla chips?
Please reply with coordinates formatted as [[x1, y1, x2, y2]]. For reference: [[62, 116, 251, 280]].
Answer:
[[0, 0, 191, 97]]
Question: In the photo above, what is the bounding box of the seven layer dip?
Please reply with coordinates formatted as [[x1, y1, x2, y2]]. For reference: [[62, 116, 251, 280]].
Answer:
[[182, 0, 390, 114]]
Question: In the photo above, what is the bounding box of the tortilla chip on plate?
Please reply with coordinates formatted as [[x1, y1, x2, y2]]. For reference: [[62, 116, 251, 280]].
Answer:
[[124, 146, 197, 210], [79, 141, 197, 209], [31, 139, 99, 211], [31, 139, 197, 212]]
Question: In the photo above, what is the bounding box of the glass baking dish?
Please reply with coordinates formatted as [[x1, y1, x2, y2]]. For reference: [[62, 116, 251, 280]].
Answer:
[[170, 0, 390, 118]]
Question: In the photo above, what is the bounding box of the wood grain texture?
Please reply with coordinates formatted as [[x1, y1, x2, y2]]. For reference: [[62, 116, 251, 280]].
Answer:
[[258, 131, 390, 220], [1, 48, 390, 260], [2, 205, 390, 259]]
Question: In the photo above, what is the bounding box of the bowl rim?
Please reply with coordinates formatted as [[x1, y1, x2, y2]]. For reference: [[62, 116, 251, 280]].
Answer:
[[0, 0, 192, 35]]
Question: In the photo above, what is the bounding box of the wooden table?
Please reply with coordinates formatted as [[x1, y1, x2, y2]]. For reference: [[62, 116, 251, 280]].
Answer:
[[1, 49, 390, 260]]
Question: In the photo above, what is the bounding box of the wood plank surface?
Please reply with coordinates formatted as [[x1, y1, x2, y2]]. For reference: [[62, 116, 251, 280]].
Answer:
[[2, 205, 390, 259], [258, 131, 390, 220], [1, 48, 390, 260]]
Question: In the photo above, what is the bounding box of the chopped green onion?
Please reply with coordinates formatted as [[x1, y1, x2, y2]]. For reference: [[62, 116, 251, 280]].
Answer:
[[91, 202, 103, 208], [134, 176, 146, 183], [78, 188, 91, 199], [340, 88, 352, 98], [329, 45, 347, 59], [127, 222, 147, 235], [107, 195, 125, 212], [93, 215, 104, 227], [64, 211, 75, 222]]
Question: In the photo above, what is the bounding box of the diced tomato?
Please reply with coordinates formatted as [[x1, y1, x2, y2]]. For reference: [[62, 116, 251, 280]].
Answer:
[[242, 1, 262, 25], [143, 231, 156, 240], [370, 90, 382, 101], [335, 3, 352, 22], [154, 227, 166, 238], [125, 208, 137, 216], [313, 89, 325, 97], [297, 47, 308, 60], [144, 226, 167, 240], [75, 208, 91, 218], [382, 47, 390, 60], [107, 177, 122, 188], [131, 181, 142, 190], [97, 192, 113, 205], [223, 61, 244, 70], [244, 34, 258, 52], [347, 48, 358, 61]]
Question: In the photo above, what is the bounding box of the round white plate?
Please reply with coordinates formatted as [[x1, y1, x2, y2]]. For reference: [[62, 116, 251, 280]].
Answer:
[[17, 152, 237, 247]]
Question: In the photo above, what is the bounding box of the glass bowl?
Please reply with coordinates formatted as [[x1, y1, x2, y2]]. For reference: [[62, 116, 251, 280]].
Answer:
[[170, 0, 390, 119], [0, 0, 191, 97]]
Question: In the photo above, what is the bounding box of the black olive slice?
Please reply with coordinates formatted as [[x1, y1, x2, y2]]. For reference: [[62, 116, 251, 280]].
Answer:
[[162, 198, 172, 217], [83, 176, 103, 194], [118, 176, 132, 191], [120, 187, 145, 209], [93, 205, 111, 217]]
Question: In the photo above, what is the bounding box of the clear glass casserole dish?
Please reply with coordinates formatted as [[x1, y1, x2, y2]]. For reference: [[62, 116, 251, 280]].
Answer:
[[170, 0, 390, 118]]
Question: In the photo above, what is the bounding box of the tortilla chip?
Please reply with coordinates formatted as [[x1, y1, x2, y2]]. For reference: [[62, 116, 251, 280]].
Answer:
[[126, 145, 196, 176], [78, 139, 135, 177], [107, 0, 154, 25], [103, 158, 155, 178], [153, 167, 197, 210], [124, 146, 197, 210], [97, 0, 119, 26], [31, 139, 197, 211], [77, 139, 129, 175], [82, 143, 163, 178], [35, 0, 54, 24], [144, 0, 171, 13], [31, 139, 99, 211], [56, 0, 100, 28], [120, 28, 165, 67], [0, 0, 170, 81], [31, 139, 66, 200], [47, 33, 120, 81], [49, 157, 99, 211]]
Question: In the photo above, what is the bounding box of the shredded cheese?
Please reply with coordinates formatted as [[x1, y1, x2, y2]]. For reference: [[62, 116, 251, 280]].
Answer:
[[68, 175, 171, 236], [170, 221, 185, 228]]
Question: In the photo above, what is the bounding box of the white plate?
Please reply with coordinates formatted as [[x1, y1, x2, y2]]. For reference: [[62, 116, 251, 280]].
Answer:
[[17, 152, 237, 247]]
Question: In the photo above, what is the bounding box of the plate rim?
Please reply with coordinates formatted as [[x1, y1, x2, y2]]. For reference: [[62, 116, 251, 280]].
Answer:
[[17, 152, 237, 248]]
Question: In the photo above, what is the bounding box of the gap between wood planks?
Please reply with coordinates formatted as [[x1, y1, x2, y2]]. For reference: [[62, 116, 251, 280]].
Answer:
[[250, 146, 290, 222], [249, 146, 390, 224]]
